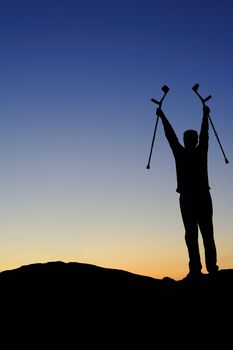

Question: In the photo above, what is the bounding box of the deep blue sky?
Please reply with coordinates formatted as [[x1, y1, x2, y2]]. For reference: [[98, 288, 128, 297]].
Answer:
[[0, 0, 232, 279]]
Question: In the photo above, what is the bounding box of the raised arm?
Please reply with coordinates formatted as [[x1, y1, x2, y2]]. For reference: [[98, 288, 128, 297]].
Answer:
[[156, 107, 180, 150], [199, 105, 210, 149]]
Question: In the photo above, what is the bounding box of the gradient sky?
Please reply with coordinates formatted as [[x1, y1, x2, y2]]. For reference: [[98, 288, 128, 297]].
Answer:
[[0, 0, 232, 280]]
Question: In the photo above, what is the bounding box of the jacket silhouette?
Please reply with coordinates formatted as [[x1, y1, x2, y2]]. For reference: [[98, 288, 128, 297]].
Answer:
[[156, 106, 219, 277]]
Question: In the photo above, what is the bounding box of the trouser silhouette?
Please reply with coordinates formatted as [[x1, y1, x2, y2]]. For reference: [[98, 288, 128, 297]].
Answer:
[[179, 191, 218, 274]]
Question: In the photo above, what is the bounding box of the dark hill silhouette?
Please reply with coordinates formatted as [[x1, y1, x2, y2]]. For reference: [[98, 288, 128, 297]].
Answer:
[[0, 261, 232, 346]]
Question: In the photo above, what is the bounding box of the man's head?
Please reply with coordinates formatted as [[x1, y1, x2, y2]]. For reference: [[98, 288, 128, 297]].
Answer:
[[183, 129, 198, 149]]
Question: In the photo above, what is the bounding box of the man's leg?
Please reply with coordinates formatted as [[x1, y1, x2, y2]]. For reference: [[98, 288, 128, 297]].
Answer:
[[198, 192, 219, 273], [179, 195, 202, 274]]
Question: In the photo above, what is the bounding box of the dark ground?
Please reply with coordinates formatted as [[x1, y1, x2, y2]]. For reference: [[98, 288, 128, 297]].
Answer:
[[0, 261, 232, 347]]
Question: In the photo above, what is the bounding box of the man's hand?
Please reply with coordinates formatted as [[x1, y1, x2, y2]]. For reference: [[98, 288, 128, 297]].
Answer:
[[156, 107, 165, 119], [203, 105, 210, 115]]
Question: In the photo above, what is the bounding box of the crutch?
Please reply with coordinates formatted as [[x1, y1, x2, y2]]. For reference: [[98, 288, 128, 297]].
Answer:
[[192, 83, 229, 164], [146, 85, 170, 169]]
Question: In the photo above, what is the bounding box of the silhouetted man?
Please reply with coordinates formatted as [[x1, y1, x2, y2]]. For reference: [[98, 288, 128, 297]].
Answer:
[[156, 105, 219, 279]]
